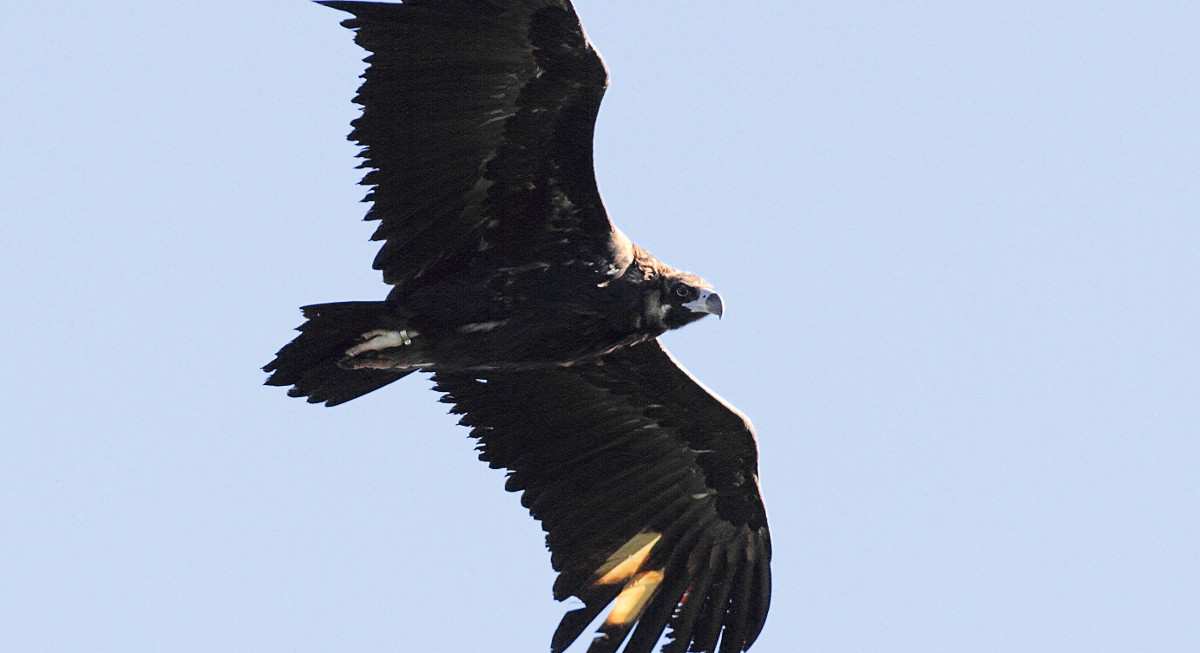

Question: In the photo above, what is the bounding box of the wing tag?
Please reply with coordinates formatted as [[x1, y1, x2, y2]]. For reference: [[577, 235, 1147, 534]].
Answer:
[[603, 570, 664, 627], [590, 532, 662, 587]]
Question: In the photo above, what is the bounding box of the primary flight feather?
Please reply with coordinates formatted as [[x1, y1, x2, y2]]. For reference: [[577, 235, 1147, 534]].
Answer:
[[265, 2, 771, 651]]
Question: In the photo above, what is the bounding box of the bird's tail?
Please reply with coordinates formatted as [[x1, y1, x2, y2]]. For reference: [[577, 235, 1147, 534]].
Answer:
[[264, 301, 416, 406]]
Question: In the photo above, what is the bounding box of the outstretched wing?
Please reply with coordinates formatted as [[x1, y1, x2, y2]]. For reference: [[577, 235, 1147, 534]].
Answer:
[[319, 0, 623, 290], [434, 340, 771, 653]]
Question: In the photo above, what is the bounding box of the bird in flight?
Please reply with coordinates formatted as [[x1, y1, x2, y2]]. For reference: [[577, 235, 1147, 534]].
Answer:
[[265, 2, 771, 652]]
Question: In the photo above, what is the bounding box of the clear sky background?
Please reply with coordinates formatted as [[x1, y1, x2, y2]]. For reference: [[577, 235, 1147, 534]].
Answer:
[[3, 1, 1198, 651]]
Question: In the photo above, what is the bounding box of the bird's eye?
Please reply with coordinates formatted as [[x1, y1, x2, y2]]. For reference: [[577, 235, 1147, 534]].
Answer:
[[674, 285, 692, 298]]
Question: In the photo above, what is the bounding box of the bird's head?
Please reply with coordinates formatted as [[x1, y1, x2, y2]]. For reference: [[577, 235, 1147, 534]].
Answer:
[[658, 271, 724, 330]]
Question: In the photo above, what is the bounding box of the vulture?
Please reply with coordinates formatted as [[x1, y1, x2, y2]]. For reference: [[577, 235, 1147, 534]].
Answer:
[[265, 2, 771, 652]]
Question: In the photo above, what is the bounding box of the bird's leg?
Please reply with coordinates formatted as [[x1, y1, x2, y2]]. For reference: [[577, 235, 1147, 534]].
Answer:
[[344, 329, 418, 357], [338, 328, 423, 370]]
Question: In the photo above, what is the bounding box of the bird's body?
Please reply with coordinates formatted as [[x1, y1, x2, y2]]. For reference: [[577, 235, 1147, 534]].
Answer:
[[370, 239, 715, 371], [265, 2, 771, 652]]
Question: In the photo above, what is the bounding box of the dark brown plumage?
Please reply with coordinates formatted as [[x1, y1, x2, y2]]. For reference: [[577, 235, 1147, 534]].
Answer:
[[265, 2, 770, 651]]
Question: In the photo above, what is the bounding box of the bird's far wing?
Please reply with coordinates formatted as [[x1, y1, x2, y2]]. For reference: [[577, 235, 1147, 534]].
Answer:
[[318, 1, 619, 290], [434, 340, 772, 653]]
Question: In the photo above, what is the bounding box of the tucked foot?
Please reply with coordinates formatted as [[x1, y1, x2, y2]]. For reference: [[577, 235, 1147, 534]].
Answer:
[[337, 329, 426, 370], [344, 329, 418, 357]]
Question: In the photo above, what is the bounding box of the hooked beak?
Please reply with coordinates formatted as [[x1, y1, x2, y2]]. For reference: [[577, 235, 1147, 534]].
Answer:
[[682, 289, 724, 319]]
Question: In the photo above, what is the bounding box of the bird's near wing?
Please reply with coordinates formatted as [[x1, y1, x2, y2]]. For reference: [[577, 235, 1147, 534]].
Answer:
[[319, 1, 622, 290], [434, 340, 772, 653]]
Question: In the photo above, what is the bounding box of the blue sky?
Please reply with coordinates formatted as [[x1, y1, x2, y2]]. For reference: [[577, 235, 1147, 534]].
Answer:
[[3, 1, 1198, 651]]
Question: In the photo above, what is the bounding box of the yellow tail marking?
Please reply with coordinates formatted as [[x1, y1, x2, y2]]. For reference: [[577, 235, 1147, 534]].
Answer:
[[603, 570, 665, 627], [592, 532, 662, 587]]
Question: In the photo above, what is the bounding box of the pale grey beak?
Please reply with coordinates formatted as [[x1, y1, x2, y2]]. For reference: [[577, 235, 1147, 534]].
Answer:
[[683, 289, 724, 318]]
